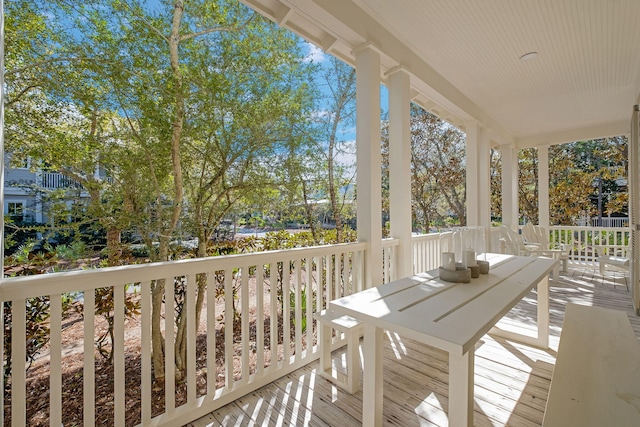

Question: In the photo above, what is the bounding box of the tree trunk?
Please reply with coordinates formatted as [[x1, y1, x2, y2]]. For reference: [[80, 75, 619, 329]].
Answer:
[[301, 179, 319, 243], [151, 1, 187, 382], [106, 227, 122, 266]]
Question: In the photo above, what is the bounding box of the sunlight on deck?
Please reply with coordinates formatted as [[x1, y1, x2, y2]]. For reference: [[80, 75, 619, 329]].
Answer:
[[189, 266, 638, 427]]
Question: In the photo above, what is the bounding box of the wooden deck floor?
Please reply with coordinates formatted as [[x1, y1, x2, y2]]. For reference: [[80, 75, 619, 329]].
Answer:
[[189, 266, 639, 427]]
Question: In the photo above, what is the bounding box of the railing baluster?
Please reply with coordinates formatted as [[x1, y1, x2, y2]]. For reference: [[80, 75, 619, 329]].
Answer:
[[283, 259, 291, 363], [224, 268, 234, 388], [206, 271, 216, 395], [141, 281, 152, 424], [357, 248, 365, 292], [186, 273, 197, 404], [294, 258, 302, 359], [334, 252, 340, 296], [305, 256, 313, 352], [114, 285, 125, 427], [268, 263, 277, 367], [50, 294, 62, 426], [165, 277, 175, 414], [326, 254, 333, 304], [1, 302, 4, 426], [83, 289, 95, 427], [255, 265, 265, 374], [241, 266, 250, 382], [12, 299, 26, 427]]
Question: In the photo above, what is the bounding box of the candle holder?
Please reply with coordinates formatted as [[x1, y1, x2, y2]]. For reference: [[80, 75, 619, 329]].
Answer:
[[477, 260, 490, 274], [439, 265, 471, 283], [441, 252, 456, 271]]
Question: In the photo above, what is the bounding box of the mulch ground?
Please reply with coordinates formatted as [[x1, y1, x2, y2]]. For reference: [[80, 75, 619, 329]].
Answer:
[[4, 280, 299, 426]]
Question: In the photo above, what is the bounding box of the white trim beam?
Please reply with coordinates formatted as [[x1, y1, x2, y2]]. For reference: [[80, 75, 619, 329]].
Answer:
[[516, 120, 630, 148]]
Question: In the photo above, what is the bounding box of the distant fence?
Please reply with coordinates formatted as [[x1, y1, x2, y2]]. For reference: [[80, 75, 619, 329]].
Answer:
[[575, 217, 629, 228]]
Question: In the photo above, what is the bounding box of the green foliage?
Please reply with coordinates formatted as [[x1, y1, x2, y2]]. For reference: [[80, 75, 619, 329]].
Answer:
[[53, 241, 87, 260], [382, 106, 467, 232], [289, 285, 316, 333]]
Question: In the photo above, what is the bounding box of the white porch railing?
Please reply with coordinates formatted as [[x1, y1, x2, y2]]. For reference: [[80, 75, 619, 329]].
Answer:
[[412, 232, 449, 274], [575, 217, 630, 228], [549, 225, 631, 265], [1, 242, 365, 426], [382, 237, 399, 283], [411, 228, 504, 273], [39, 172, 84, 190], [3, 226, 630, 426]]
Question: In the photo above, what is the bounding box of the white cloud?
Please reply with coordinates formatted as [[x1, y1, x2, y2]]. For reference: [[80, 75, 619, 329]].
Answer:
[[303, 42, 327, 63]]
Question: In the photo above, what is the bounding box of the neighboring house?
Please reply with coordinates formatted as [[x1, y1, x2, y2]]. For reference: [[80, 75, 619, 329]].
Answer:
[[3, 154, 91, 224]]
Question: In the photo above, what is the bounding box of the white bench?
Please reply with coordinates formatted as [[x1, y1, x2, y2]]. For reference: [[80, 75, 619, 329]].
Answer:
[[314, 309, 363, 394], [543, 303, 640, 426]]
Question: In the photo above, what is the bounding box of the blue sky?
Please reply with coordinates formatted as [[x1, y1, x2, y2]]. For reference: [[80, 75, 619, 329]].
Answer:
[[302, 41, 389, 170]]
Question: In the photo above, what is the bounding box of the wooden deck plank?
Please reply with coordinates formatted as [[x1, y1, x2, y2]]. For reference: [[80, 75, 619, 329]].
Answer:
[[190, 266, 639, 426]]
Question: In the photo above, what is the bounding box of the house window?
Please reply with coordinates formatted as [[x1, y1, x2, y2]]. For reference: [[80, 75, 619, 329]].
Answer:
[[15, 157, 30, 169], [6, 201, 25, 221]]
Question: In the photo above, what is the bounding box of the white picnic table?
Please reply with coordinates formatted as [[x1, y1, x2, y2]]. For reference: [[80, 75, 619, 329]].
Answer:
[[329, 253, 556, 427]]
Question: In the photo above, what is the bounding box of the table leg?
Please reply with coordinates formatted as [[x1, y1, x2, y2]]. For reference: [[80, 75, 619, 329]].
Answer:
[[536, 275, 550, 348], [489, 273, 551, 349], [449, 350, 474, 427], [362, 323, 383, 427]]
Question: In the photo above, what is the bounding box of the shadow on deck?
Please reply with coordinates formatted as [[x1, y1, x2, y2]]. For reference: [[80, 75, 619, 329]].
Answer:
[[189, 266, 638, 426]]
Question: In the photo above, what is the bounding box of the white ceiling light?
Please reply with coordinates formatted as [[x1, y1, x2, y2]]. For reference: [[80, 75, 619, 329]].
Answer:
[[519, 51, 539, 61]]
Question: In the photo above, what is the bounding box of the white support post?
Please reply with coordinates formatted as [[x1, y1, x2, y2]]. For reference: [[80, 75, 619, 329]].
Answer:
[[466, 122, 491, 251], [355, 45, 383, 289], [501, 144, 519, 226], [538, 146, 550, 228], [630, 105, 639, 314], [465, 122, 480, 226], [478, 128, 491, 252], [387, 67, 412, 278]]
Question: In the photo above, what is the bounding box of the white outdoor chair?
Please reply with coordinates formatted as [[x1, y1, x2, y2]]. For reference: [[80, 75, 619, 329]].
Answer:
[[594, 245, 630, 276], [521, 223, 570, 272], [500, 225, 564, 280]]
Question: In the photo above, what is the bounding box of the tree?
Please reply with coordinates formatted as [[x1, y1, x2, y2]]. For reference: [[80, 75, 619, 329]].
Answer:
[[490, 148, 502, 222], [315, 57, 356, 242], [515, 138, 628, 226], [518, 148, 539, 224], [381, 106, 467, 232], [6, 0, 319, 381], [547, 144, 596, 225]]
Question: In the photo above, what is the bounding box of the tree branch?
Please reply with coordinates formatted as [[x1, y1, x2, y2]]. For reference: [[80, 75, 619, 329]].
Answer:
[[179, 14, 256, 42]]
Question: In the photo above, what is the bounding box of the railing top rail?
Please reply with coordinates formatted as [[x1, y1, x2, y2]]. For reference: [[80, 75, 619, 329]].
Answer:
[[0, 241, 367, 301], [549, 225, 631, 231], [382, 237, 400, 247]]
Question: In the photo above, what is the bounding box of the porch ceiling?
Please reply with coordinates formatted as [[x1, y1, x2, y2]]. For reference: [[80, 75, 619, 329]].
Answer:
[[241, 0, 640, 148]]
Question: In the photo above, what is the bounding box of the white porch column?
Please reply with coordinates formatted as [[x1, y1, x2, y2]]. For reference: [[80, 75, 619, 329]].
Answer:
[[466, 123, 479, 226], [538, 146, 550, 228], [355, 45, 383, 289], [387, 68, 412, 278], [478, 129, 491, 230], [465, 122, 491, 229], [501, 144, 519, 226], [630, 104, 639, 314]]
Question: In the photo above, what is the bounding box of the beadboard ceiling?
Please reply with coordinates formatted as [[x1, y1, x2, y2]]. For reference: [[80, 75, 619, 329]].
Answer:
[[241, 0, 640, 147]]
